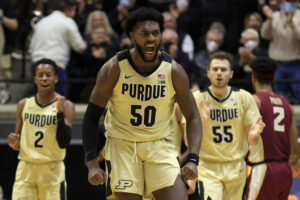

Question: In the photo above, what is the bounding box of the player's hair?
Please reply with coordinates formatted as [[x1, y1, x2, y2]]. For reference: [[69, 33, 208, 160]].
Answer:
[[209, 51, 233, 69], [123, 7, 164, 37], [32, 58, 58, 76], [249, 57, 277, 84]]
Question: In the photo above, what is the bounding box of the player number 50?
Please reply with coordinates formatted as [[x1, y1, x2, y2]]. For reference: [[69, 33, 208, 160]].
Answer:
[[130, 105, 156, 127]]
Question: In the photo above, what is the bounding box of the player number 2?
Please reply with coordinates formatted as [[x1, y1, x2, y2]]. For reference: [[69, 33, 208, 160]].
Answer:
[[34, 131, 44, 148], [273, 106, 285, 132], [212, 125, 233, 143], [130, 105, 156, 127]]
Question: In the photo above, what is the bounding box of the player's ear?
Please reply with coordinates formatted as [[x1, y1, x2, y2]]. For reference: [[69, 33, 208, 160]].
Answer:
[[207, 68, 211, 79], [229, 70, 234, 79], [54, 75, 58, 83]]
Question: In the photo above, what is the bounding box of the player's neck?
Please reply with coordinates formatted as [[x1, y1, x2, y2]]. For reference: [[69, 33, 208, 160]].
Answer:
[[210, 85, 230, 99], [37, 92, 55, 105], [255, 84, 273, 94]]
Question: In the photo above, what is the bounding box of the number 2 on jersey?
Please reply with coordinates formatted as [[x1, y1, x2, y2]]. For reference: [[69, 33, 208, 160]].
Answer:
[[34, 131, 44, 148], [130, 105, 156, 127], [273, 106, 285, 132]]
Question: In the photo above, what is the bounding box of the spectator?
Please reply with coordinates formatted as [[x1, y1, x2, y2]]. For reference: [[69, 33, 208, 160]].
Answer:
[[85, 10, 119, 50], [80, 24, 116, 102], [245, 12, 263, 32], [244, 11, 269, 49], [169, 0, 190, 18], [163, 12, 194, 62], [261, 0, 300, 104], [192, 22, 225, 90], [0, 0, 18, 104], [232, 28, 268, 93], [29, 0, 86, 95], [162, 28, 191, 77]]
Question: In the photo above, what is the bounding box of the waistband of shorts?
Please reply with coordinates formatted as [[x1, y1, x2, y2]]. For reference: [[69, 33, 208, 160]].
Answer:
[[247, 159, 288, 166]]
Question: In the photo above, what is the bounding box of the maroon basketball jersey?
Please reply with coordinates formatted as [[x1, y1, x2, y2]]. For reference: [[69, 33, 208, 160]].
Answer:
[[255, 91, 291, 161]]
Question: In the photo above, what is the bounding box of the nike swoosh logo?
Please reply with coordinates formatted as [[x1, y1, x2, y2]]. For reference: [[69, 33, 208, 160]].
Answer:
[[125, 75, 134, 79]]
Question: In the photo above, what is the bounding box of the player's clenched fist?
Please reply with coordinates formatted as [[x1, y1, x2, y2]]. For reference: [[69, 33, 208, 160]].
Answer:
[[181, 162, 198, 180], [88, 167, 107, 185], [87, 159, 107, 185], [8, 133, 20, 151], [55, 95, 65, 113]]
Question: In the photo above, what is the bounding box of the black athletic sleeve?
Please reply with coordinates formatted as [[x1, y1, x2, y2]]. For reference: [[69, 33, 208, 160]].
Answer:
[[56, 112, 72, 148], [82, 102, 105, 161]]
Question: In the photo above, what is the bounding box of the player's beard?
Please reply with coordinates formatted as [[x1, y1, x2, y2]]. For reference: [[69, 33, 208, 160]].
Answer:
[[135, 42, 159, 63]]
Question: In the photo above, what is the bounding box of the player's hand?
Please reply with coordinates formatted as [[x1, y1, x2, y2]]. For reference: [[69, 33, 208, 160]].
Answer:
[[7, 133, 20, 150], [187, 178, 198, 195], [87, 159, 107, 185], [55, 95, 65, 113], [199, 101, 210, 119], [291, 158, 300, 178], [249, 116, 265, 137], [181, 162, 198, 180]]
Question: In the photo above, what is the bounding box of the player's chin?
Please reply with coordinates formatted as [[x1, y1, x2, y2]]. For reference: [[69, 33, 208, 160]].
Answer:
[[144, 54, 156, 62]]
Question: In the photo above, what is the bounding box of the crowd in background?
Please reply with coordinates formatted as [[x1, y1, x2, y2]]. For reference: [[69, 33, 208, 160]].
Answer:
[[0, 0, 300, 104]]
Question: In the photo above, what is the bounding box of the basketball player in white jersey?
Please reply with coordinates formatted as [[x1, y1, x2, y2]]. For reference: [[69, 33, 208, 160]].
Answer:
[[7, 58, 75, 200], [181, 52, 265, 200], [82, 7, 202, 200]]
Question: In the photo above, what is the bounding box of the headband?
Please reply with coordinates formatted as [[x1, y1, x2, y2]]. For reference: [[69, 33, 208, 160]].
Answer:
[[251, 70, 274, 80]]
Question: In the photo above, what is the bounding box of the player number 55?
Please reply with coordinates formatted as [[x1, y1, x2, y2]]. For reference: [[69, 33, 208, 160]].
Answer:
[[212, 125, 233, 143]]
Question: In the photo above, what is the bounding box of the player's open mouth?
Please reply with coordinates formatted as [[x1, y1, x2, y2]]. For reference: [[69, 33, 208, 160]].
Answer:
[[41, 84, 49, 88], [145, 46, 155, 55]]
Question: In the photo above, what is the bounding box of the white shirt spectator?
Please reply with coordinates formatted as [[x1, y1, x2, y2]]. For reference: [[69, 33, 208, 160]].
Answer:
[[30, 10, 86, 69], [261, 9, 300, 62]]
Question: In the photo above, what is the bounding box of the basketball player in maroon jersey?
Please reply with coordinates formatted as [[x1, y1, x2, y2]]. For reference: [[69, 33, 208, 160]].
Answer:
[[246, 57, 300, 200]]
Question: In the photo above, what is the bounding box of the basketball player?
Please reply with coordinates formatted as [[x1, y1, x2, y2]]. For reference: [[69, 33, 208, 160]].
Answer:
[[82, 7, 202, 200], [182, 52, 265, 200], [7, 58, 75, 200], [245, 57, 300, 200]]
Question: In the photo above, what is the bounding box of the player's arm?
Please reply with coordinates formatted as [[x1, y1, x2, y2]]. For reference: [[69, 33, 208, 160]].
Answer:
[[7, 98, 26, 151], [246, 95, 265, 146], [174, 104, 190, 164], [172, 61, 202, 180], [83, 56, 120, 185], [289, 106, 300, 168], [56, 96, 75, 148]]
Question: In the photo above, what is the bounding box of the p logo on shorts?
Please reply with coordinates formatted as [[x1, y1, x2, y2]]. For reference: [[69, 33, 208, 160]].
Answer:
[[115, 180, 133, 190]]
